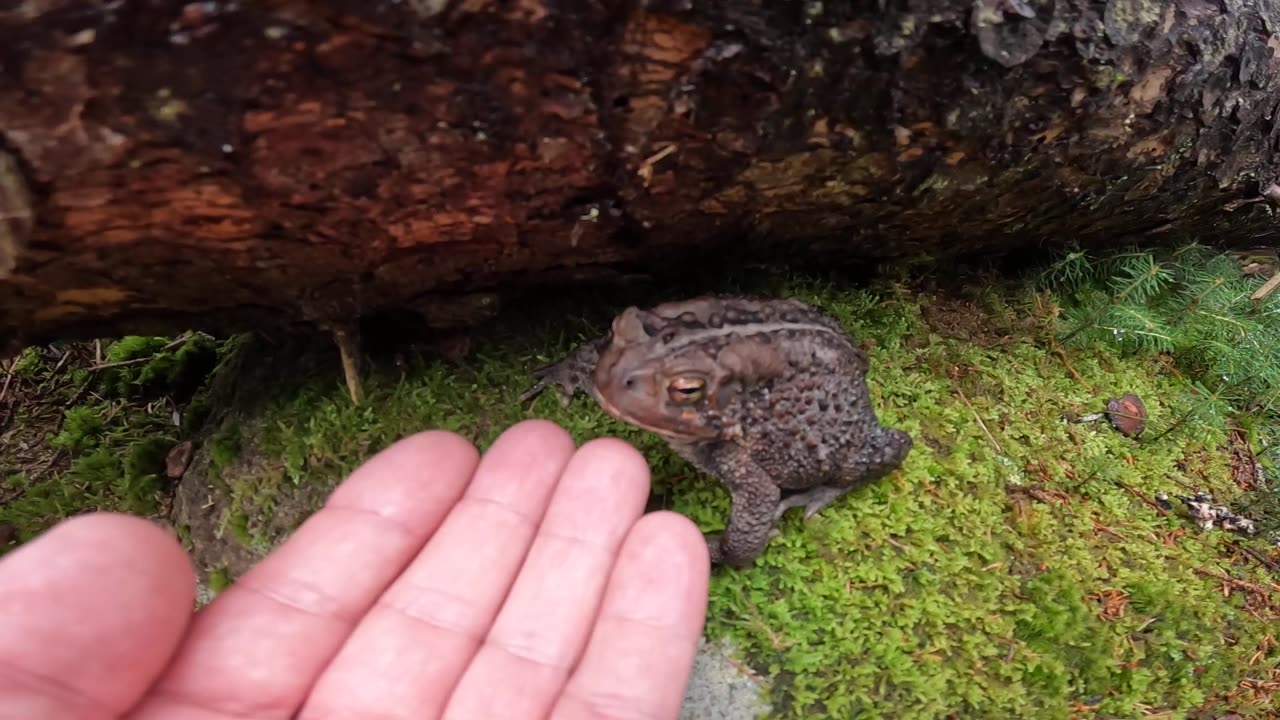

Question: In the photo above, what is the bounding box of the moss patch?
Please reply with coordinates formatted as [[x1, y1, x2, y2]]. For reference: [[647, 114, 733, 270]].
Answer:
[[0, 334, 227, 546], [158, 270, 1279, 717], [3, 256, 1279, 717]]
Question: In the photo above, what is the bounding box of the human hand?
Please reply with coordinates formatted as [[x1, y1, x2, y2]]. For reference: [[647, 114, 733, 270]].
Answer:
[[0, 419, 711, 719]]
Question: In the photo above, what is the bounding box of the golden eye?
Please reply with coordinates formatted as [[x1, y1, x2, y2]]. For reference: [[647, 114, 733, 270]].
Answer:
[[667, 376, 706, 403]]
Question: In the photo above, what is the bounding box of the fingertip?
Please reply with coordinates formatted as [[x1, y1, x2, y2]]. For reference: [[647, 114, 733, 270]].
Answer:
[[0, 512, 195, 715], [505, 417, 578, 443], [635, 510, 712, 575], [577, 435, 647, 464], [491, 418, 579, 460], [616, 511, 711, 622], [573, 436, 652, 488], [328, 429, 481, 517], [539, 436, 653, 532], [377, 428, 482, 469], [3, 511, 195, 589]]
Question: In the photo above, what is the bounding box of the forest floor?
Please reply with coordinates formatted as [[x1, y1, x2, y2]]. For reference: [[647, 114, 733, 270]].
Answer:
[[2, 248, 1278, 719]]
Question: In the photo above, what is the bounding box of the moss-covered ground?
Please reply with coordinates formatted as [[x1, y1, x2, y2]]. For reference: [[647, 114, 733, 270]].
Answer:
[[0, 334, 219, 546], [2, 255, 1278, 718]]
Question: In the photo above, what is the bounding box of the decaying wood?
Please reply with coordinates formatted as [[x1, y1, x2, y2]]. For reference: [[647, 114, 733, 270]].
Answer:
[[4, 0, 1280, 350], [1253, 273, 1280, 301]]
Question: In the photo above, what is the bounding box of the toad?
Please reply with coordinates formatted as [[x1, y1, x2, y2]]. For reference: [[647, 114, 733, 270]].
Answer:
[[521, 295, 912, 568]]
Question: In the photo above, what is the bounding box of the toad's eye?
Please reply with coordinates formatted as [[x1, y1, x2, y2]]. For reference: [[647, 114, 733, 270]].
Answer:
[[667, 376, 706, 403]]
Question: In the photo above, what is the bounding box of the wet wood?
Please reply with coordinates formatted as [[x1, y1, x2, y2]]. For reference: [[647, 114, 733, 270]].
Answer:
[[4, 0, 1280, 349]]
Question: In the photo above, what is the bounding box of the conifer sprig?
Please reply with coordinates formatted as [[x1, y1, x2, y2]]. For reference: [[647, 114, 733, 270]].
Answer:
[[1037, 243, 1280, 531]]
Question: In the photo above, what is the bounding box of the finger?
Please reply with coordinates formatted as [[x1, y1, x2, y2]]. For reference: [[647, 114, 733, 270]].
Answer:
[[297, 419, 578, 719], [0, 513, 194, 720], [551, 511, 710, 720], [441, 437, 652, 720], [129, 429, 481, 720]]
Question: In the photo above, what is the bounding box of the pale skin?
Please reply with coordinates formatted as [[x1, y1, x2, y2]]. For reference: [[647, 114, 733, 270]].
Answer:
[[0, 419, 711, 720]]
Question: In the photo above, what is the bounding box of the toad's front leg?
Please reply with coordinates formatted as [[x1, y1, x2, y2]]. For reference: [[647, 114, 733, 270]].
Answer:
[[520, 336, 608, 406], [705, 474, 783, 569]]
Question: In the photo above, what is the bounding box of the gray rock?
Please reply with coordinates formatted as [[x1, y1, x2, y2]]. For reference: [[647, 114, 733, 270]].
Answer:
[[681, 637, 773, 720]]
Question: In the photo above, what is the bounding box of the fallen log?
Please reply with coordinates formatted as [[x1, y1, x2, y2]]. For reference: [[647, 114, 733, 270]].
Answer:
[[4, 0, 1280, 351]]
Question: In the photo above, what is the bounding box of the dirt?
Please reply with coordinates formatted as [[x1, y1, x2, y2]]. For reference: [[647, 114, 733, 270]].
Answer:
[[918, 293, 1029, 347], [1229, 428, 1263, 492], [0, 344, 94, 484]]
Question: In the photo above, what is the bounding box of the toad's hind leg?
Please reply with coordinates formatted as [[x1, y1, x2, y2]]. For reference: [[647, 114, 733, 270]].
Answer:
[[773, 426, 914, 521], [772, 485, 854, 521]]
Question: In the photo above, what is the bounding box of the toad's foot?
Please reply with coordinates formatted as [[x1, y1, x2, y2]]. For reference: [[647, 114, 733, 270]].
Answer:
[[704, 529, 782, 569], [705, 532, 725, 565], [706, 525, 783, 568], [772, 485, 854, 522], [519, 341, 602, 406]]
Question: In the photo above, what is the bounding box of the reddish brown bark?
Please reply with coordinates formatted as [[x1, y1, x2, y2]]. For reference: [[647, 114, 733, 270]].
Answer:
[[4, 0, 1280, 350]]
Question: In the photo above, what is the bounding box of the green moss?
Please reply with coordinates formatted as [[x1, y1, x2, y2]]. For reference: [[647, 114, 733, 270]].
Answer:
[[225, 508, 253, 546], [12, 347, 41, 376], [173, 269, 1278, 718], [3, 250, 1278, 717], [208, 426, 242, 478], [100, 334, 219, 400], [208, 566, 232, 594], [174, 522, 193, 549], [64, 447, 124, 491], [120, 436, 171, 514], [0, 336, 217, 546], [181, 394, 213, 436], [49, 407, 106, 452], [1012, 569, 1112, 704]]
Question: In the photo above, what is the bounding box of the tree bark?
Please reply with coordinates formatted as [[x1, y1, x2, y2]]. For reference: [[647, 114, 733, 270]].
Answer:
[[4, 0, 1280, 349]]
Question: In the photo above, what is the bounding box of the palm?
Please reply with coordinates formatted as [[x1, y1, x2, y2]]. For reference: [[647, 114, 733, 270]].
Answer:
[[0, 420, 709, 720]]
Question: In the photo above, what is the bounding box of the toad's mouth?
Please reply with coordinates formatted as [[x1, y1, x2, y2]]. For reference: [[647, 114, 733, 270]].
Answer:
[[589, 384, 718, 441]]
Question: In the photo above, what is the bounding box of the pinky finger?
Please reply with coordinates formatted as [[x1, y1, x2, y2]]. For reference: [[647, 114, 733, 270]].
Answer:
[[550, 511, 710, 720]]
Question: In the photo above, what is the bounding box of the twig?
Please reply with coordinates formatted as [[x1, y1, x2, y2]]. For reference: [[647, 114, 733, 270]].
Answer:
[[49, 349, 71, 375], [86, 335, 191, 371], [952, 378, 1005, 455], [0, 358, 16, 430], [1194, 567, 1280, 595], [88, 355, 165, 371], [332, 325, 365, 405], [0, 358, 14, 406], [1052, 346, 1094, 392], [1241, 545, 1280, 575], [1109, 478, 1169, 516], [1251, 271, 1280, 302], [1153, 353, 1185, 381], [1092, 520, 1128, 541], [722, 654, 767, 687]]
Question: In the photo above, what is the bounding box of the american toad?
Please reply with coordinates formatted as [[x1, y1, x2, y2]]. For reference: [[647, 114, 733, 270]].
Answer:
[[521, 295, 912, 568]]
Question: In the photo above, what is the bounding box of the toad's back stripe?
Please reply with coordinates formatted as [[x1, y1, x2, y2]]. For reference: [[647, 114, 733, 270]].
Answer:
[[659, 321, 848, 352]]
